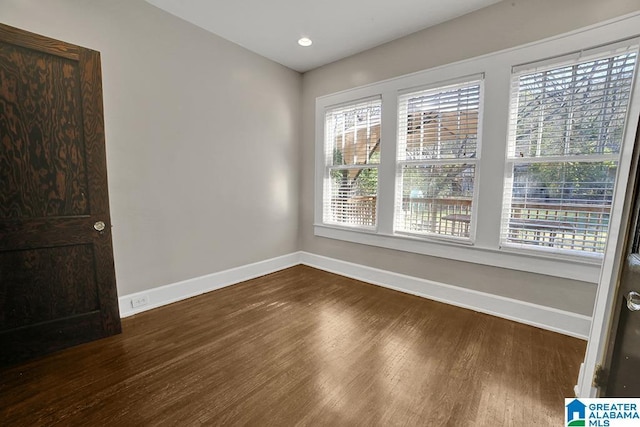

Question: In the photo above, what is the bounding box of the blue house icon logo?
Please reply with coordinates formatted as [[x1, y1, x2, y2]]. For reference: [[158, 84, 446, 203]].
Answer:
[[566, 399, 587, 426]]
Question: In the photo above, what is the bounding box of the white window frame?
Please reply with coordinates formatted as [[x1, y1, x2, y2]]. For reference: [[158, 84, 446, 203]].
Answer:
[[501, 43, 639, 259], [322, 97, 382, 230], [314, 13, 640, 283], [394, 76, 484, 244]]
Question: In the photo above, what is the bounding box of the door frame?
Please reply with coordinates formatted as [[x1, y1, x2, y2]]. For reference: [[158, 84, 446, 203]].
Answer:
[[577, 110, 640, 397]]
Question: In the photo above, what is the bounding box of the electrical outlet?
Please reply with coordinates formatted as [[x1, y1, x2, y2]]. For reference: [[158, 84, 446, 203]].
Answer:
[[131, 295, 149, 308]]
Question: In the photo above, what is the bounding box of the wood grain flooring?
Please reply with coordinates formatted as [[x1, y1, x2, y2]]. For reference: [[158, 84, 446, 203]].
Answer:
[[0, 265, 586, 426]]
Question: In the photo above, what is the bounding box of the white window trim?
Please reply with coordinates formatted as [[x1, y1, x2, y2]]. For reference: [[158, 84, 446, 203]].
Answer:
[[314, 12, 640, 283]]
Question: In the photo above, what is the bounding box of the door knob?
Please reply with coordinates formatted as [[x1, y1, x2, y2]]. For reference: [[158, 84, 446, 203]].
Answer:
[[626, 291, 640, 312], [94, 221, 106, 232]]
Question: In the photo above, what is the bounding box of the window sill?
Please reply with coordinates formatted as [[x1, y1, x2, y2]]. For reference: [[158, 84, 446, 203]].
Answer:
[[314, 224, 602, 283]]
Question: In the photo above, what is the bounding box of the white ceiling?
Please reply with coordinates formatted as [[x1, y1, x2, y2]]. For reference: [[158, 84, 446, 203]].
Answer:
[[145, 0, 502, 72]]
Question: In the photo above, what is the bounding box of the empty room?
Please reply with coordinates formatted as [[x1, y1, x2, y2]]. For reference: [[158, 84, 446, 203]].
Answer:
[[2, 0, 640, 425]]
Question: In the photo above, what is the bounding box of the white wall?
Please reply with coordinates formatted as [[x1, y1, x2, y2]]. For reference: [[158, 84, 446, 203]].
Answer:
[[0, 0, 302, 295], [3, 0, 640, 318], [300, 0, 640, 316]]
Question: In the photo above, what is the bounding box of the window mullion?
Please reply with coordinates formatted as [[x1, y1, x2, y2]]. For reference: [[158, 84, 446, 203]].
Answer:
[[377, 90, 398, 235], [473, 67, 511, 249]]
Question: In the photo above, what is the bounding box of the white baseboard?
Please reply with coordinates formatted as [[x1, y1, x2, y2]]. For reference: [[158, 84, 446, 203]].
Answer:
[[299, 252, 591, 340], [118, 252, 300, 317], [119, 250, 591, 339]]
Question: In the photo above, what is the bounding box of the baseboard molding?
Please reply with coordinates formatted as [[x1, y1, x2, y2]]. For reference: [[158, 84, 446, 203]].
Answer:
[[118, 250, 591, 339], [299, 252, 591, 340], [118, 252, 300, 317]]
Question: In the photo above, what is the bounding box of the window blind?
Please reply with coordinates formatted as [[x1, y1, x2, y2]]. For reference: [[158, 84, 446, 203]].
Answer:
[[395, 79, 482, 239], [501, 48, 638, 254], [323, 97, 381, 228]]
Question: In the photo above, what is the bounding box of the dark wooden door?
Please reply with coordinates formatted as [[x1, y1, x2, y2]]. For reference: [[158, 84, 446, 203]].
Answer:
[[603, 118, 640, 396], [0, 24, 121, 367]]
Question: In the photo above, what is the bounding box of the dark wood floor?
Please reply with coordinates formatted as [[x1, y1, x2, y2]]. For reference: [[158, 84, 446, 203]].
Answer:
[[0, 265, 586, 426]]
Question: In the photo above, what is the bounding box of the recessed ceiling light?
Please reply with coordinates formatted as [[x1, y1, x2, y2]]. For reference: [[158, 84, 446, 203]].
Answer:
[[298, 37, 312, 47]]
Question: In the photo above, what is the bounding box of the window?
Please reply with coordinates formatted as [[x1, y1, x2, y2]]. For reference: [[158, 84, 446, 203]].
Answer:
[[314, 17, 640, 282], [323, 98, 381, 228], [501, 47, 638, 256], [395, 79, 482, 241]]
